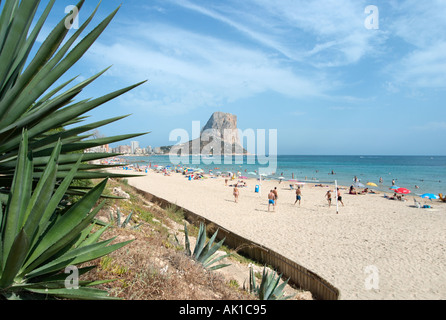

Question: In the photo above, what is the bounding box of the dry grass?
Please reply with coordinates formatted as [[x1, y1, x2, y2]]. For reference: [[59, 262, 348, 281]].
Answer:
[[80, 178, 255, 300]]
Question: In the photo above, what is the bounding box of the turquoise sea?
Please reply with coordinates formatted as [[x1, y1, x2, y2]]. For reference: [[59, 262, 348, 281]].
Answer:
[[121, 155, 446, 196]]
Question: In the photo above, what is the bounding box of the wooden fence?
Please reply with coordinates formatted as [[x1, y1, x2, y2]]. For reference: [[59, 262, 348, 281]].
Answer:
[[131, 186, 341, 300]]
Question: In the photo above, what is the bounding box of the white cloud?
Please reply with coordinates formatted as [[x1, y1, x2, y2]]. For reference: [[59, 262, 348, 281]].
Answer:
[[385, 1, 446, 89], [388, 41, 446, 89], [87, 23, 326, 114], [171, 0, 385, 67]]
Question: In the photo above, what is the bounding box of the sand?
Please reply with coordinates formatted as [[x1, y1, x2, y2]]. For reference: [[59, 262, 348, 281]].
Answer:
[[108, 168, 446, 300]]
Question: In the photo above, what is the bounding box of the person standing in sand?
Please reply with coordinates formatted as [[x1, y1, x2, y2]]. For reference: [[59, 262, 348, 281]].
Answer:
[[273, 187, 278, 206], [337, 188, 344, 206], [233, 186, 239, 203], [294, 186, 302, 206], [268, 190, 276, 212], [326, 190, 332, 207]]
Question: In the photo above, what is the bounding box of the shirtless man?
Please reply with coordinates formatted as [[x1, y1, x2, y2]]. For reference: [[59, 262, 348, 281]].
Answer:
[[337, 188, 344, 206], [326, 190, 332, 207], [273, 187, 278, 206], [268, 190, 276, 212], [294, 186, 302, 206]]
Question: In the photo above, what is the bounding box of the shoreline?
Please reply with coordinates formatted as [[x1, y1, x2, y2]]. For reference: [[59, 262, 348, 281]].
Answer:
[[107, 167, 446, 300], [111, 154, 446, 197]]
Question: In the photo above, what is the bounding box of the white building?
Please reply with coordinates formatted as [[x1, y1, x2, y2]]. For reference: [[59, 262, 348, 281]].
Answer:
[[131, 141, 140, 154]]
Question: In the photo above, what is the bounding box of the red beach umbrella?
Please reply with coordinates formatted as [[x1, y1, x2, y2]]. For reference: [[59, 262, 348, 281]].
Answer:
[[395, 187, 411, 194]]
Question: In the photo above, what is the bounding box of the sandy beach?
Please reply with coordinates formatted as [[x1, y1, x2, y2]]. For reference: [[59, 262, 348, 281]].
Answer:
[[108, 168, 446, 300]]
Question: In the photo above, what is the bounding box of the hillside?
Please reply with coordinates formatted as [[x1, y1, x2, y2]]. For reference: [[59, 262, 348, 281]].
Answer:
[[80, 178, 312, 300]]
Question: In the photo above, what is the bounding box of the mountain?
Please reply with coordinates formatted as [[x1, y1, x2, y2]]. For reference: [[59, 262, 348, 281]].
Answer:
[[168, 112, 248, 156]]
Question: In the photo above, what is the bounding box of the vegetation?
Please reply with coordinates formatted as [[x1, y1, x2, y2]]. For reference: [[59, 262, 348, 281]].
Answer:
[[0, 0, 147, 199], [247, 265, 294, 300], [0, 133, 132, 299], [109, 208, 140, 229], [81, 178, 309, 300], [0, 1, 145, 299], [80, 179, 254, 300], [184, 222, 232, 271]]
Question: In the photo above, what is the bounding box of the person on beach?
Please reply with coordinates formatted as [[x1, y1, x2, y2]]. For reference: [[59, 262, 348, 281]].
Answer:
[[326, 190, 332, 207], [273, 187, 278, 206], [268, 190, 276, 212], [337, 188, 344, 206], [349, 185, 357, 194], [233, 186, 239, 203], [294, 186, 302, 206]]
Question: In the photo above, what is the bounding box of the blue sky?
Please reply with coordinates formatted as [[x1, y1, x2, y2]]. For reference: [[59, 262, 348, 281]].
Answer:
[[37, 0, 446, 155]]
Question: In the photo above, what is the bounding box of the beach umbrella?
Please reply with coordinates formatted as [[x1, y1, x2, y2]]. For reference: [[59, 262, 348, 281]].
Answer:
[[354, 182, 365, 188], [240, 176, 248, 179], [389, 186, 399, 190], [367, 182, 378, 187], [420, 193, 439, 200], [279, 177, 285, 180], [395, 187, 411, 194]]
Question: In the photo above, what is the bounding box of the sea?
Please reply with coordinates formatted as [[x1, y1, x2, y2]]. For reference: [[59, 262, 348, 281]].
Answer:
[[120, 155, 446, 196]]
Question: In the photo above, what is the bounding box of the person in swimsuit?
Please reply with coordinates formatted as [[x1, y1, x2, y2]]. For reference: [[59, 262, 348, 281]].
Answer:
[[273, 187, 278, 207], [268, 190, 276, 212], [337, 188, 344, 206], [326, 190, 332, 207], [294, 186, 302, 206], [233, 187, 239, 203]]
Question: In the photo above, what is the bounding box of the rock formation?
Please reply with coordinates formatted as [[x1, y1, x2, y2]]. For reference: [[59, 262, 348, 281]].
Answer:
[[170, 112, 248, 156]]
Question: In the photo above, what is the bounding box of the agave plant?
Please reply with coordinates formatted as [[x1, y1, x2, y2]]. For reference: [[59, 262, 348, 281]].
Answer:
[[0, 0, 147, 200], [109, 208, 140, 229], [247, 265, 294, 300], [184, 223, 231, 271], [0, 131, 132, 299]]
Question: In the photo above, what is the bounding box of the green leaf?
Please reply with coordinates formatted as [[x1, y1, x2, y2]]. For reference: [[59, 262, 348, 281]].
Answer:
[[122, 211, 133, 228], [184, 223, 191, 256], [26, 238, 132, 279], [22, 180, 108, 272], [0, 0, 86, 122], [2, 130, 32, 264], [203, 253, 232, 270], [78, 225, 109, 248], [25, 287, 118, 300], [0, 229, 30, 288], [22, 140, 61, 236], [1, 0, 56, 96], [0, 1, 40, 88], [193, 223, 207, 258]]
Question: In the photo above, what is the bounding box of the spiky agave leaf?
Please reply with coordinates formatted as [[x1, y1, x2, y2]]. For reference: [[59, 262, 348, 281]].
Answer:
[[184, 222, 231, 270], [0, 131, 131, 300], [248, 265, 294, 300], [0, 0, 147, 190]]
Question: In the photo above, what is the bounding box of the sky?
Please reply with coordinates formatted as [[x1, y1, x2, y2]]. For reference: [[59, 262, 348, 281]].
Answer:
[[34, 0, 446, 155]]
